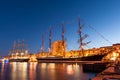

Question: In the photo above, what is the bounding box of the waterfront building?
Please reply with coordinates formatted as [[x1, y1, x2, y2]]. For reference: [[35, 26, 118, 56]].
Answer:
[[51, 40, 66, 57]]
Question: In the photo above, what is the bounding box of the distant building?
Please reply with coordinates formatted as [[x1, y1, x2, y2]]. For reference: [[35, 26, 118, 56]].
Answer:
[[113, 43, 120, 50], [51, 40, 66, 56]]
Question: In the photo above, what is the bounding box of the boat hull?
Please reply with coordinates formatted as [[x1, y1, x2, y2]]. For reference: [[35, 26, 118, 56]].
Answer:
[[80, 54, 105, 61], [37, 54, 105, 63], [9, 59, 29, 62]]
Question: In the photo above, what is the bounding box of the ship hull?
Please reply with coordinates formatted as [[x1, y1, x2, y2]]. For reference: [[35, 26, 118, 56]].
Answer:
[[37, 54, 105, 63], [80, 54, 105, 61], [9, 59, 29, 62]]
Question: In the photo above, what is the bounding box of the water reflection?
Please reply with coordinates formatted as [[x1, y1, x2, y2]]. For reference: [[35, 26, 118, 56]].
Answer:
[[10, 62, 28, 80], [38, 63, 66, 80], [0, 62, 8, 80], [66, 63, 80, 75], [1, 63, 5, 80], [66, 63, 85, 80], [38, 63, 56, 80], [0, 62, 95, 80], [28, 62, 37, 80], [10, 62, 16, 80], [47, 63, 56, 80], [67, 64, 74, 75]]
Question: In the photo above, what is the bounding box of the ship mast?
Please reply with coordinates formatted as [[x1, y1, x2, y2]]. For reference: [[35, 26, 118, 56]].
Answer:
[[78, 17, 84, 56], [12, 41, 16, 54], [21, 40, 24, 53], [10, 41, 16, 57], [41, 34, 44, 54], [17, 40, 20, 53], [10, 40, 28, 58], [21, 40, 28, 54], [48, 27, 52, 56], [62, 22, 65, 57], [78, 17, 90, 57]]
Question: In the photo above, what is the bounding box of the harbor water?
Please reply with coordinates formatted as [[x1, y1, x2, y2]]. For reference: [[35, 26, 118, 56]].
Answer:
[[0, 62, 96, 80]]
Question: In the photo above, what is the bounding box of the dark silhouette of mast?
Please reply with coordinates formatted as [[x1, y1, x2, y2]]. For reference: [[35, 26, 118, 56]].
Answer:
[[62, 22, 65, 57], [78, 17, 84, 56], [41, 34, 44, 54], [16, 40, 20, 53], [10, 40, 16, 56], [15, 40, 27, 54], [21, 40, 28, 54], [13, 41, 16, 53], [48, 27, 52, 56], [78, 17, 90, 57]]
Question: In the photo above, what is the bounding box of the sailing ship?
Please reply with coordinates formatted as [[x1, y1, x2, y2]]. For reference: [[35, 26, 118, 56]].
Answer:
[[37, 17, 107, 62], [9, 40, 29, 62]]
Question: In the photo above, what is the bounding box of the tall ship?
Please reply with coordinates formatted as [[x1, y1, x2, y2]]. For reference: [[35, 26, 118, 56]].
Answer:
[[8, 40, 29, 62], [37, 17, 107, 62]]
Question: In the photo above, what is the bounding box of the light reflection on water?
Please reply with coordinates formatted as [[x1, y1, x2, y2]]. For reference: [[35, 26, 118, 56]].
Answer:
[[10, 62, 28, 80], [29, 62, 37, 80], [0, 62, 95, 80]]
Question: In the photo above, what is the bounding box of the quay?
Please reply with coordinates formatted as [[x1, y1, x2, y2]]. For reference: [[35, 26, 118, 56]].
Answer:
[[82, 62, 109, 73], [92, 63, 120, 80]]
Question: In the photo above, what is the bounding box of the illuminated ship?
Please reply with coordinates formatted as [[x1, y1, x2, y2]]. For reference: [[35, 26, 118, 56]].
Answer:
[[37, 54, 106, 63], [8, 40, 29, 62], [37, 17, 107, 62]]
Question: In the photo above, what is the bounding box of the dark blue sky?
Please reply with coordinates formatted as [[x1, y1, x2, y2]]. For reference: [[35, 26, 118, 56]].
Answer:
[[0, 0, 120, 56]]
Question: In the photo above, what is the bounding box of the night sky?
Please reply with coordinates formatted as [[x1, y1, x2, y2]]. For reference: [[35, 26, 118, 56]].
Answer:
[[0, 0, 120, 56]]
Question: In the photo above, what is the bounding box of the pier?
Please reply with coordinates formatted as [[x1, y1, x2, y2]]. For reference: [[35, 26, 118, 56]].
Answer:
[[83, 62, 109, 73], [92, 63, 120, 80]]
